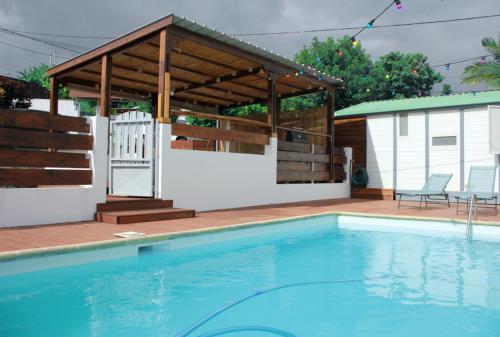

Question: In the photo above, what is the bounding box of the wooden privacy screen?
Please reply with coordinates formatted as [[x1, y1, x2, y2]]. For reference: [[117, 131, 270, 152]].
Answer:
[[279, 107, 328, 146], [0, 109, 93, 187], [277, 141, 347, 183]]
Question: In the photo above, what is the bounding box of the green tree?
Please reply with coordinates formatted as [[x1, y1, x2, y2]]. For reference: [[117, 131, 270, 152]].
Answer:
[[463, 37, 500, 89], [283, 36, 374, 111], [18, 64, 69, 99], [441, 83, 453, 96], [0, 78, 31, 108], [370, 52, 443, 100]]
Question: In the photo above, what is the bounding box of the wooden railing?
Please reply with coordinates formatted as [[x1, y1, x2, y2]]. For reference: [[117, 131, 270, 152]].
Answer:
[[0, 109, 93, 187], [277, 140, 347, 183], [170, 110, 271, 150]]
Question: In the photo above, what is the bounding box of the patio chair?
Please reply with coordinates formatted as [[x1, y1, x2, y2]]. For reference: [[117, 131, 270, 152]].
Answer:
[[454, 166, 498, 215], [397, 174, 453, 210]]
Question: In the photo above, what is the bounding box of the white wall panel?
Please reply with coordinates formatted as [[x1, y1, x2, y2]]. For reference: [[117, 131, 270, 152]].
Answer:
[[429, 110, 461, 191], [397, 112, 426, 190], [464, 107, 497, 192]]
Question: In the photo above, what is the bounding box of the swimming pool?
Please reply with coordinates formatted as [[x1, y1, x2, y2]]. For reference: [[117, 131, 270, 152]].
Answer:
[[1, 214, 500, 337]]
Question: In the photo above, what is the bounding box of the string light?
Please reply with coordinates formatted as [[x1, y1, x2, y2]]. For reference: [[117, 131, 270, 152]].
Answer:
[[395, 0, 403, 10], [351, 37, 359, 46], [480, 56, 486, 64], [445, 64, 450, 71], [299, 69, 304, 75], [385, 74, 390, 79], [336, 49, 344, 57], [366, 19, 375, 29], [316, 56, 321, 62], [412, 69, 417, 75]]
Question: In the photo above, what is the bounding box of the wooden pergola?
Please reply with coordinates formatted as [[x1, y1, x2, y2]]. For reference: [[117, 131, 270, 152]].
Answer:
[[47, 14, 343, 180]]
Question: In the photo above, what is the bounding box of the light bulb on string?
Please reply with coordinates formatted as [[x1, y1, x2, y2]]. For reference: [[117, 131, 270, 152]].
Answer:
[[316, 56, 321, 62], [445, 64, 450, 71], [299, 69, 304, 75], [366, 88, 370, 93], [351, 37, 359, 47], [394, 0, 403, 10], [480, 56, 486, 64], [412, 69, 417, 75], [366, 19, 375, 29], [336, 49, 344, 57], [385, 74, 390, 80]]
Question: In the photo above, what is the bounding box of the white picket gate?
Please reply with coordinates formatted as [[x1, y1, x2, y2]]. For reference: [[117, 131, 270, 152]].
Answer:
[[109, 111, 156, 197]]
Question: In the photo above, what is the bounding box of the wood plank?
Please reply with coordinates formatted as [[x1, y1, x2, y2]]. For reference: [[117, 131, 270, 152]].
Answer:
[[0, 110, 90, 133], [277, 141, 311, 153], [0, 169, 92, 186], [0, 150, 89, 168], [171, 109, 270, 129], [277, 161, 310, 172], [277, 170, 329, 182], [352, 188, 394, 200], [276, 126, 330, 138], [0, 128, 93, 150], [172, 123, 270, 145], [277, 150, 329, 163]]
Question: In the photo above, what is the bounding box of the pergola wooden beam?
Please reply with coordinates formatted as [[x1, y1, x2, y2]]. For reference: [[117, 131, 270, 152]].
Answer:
[[49, 77, 59, 115], [174, 67, 264, 94], [122, 49, 268, 96], [326, 85, 336, 182], [100, 54, 112, 117]]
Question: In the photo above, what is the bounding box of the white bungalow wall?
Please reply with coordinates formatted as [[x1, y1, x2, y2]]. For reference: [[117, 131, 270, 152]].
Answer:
[[30, 99, 80, 117], [366, 105, 499, 192], [156, 123, 352, 211]]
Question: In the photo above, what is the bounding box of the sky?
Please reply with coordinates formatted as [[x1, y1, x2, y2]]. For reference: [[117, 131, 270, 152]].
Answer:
[[0, 0, 498, 93]]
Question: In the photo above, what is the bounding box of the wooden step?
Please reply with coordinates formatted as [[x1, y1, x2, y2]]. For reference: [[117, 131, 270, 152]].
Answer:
[[98, 208, 195, 224], [96, 199, 173, 212]]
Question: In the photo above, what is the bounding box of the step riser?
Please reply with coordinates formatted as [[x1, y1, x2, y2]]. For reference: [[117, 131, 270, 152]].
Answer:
[[100, 210, 195, 224], [96, 200, 173, 212]]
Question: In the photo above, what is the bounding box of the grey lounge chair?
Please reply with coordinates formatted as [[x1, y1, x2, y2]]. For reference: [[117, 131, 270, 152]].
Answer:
[[454, 166, 498, 215], [397, 174, 453, 210]]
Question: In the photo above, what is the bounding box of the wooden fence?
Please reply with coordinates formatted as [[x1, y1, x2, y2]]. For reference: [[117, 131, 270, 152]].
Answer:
[[0, 109, 93, 187], [277, 140, 347, 183]]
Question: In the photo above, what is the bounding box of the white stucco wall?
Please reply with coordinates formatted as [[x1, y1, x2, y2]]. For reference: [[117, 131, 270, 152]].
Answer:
[[0, 116, 108, 228], [30, 99, 79, 117], [156, 123, 352, 211]]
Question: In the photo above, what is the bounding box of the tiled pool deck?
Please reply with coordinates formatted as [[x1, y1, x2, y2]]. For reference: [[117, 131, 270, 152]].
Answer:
[[1, 198, 499, 255]]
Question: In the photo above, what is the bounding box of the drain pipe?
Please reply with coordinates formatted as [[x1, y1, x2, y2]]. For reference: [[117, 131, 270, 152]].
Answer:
[[466, 194, 477, 240]]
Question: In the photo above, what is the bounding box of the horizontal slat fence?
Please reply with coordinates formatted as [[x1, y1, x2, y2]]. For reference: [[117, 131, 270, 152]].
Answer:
[[277, 140, 347, 183], [172, 123, 270, 146], [0, 109, 93, 187]]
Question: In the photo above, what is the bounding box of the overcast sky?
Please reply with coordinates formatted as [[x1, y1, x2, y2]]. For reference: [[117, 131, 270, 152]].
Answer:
[[0, 0, 498, 93]]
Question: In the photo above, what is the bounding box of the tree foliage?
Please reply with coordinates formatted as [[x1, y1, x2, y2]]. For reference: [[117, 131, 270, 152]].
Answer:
[[18, 64, 70, 99], [234, 36, 443, 115], [463, 37, 500, 89], [441, 83, 453, 96], [0, 78, 31, 109]]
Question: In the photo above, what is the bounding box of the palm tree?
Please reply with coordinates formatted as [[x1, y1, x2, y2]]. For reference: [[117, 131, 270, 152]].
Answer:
[[463, 37, 500, 89]]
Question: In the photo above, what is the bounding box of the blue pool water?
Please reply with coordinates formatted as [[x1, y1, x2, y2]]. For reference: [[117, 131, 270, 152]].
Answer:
[[1, 215, 500, 337]]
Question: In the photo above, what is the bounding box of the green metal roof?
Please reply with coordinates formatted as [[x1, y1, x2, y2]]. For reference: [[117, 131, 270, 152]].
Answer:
[[335, 90, 500, 118]]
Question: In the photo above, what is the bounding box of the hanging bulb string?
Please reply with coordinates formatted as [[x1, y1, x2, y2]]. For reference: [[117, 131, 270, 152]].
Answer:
[[352, 0, 397, 40], [431, 55, 491, 68]]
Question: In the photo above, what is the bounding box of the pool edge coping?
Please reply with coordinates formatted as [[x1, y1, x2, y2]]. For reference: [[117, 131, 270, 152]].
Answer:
[[1, 211, 500, 263]]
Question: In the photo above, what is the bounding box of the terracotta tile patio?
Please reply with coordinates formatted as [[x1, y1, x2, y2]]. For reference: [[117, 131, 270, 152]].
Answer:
[[1, 198, 499, 254]]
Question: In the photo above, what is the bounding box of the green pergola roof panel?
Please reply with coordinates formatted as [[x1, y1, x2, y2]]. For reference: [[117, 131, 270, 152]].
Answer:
[[336, 91, 500, 118]]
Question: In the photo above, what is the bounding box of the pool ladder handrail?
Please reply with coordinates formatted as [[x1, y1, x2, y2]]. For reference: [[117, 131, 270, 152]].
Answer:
[[466, 193, 477, 240]]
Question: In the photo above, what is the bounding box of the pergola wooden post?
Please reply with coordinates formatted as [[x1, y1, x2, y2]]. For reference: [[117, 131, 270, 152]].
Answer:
[[326, 85, 336, 182], [100, 54, 112, 117], [157, 28, 172, 123], [267, 74, 278, 135], [49, 77, 59, 115]]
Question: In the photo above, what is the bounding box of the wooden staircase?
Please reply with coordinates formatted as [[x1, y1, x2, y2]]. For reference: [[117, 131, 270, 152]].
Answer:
[[96, 198, 195, 224]]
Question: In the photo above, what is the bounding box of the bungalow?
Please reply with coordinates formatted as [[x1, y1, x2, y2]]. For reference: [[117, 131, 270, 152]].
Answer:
[[335, 91, 500, 194]]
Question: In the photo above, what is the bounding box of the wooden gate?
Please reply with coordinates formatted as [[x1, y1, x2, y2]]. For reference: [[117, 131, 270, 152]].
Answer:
[[109, 111, 155, 197]]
